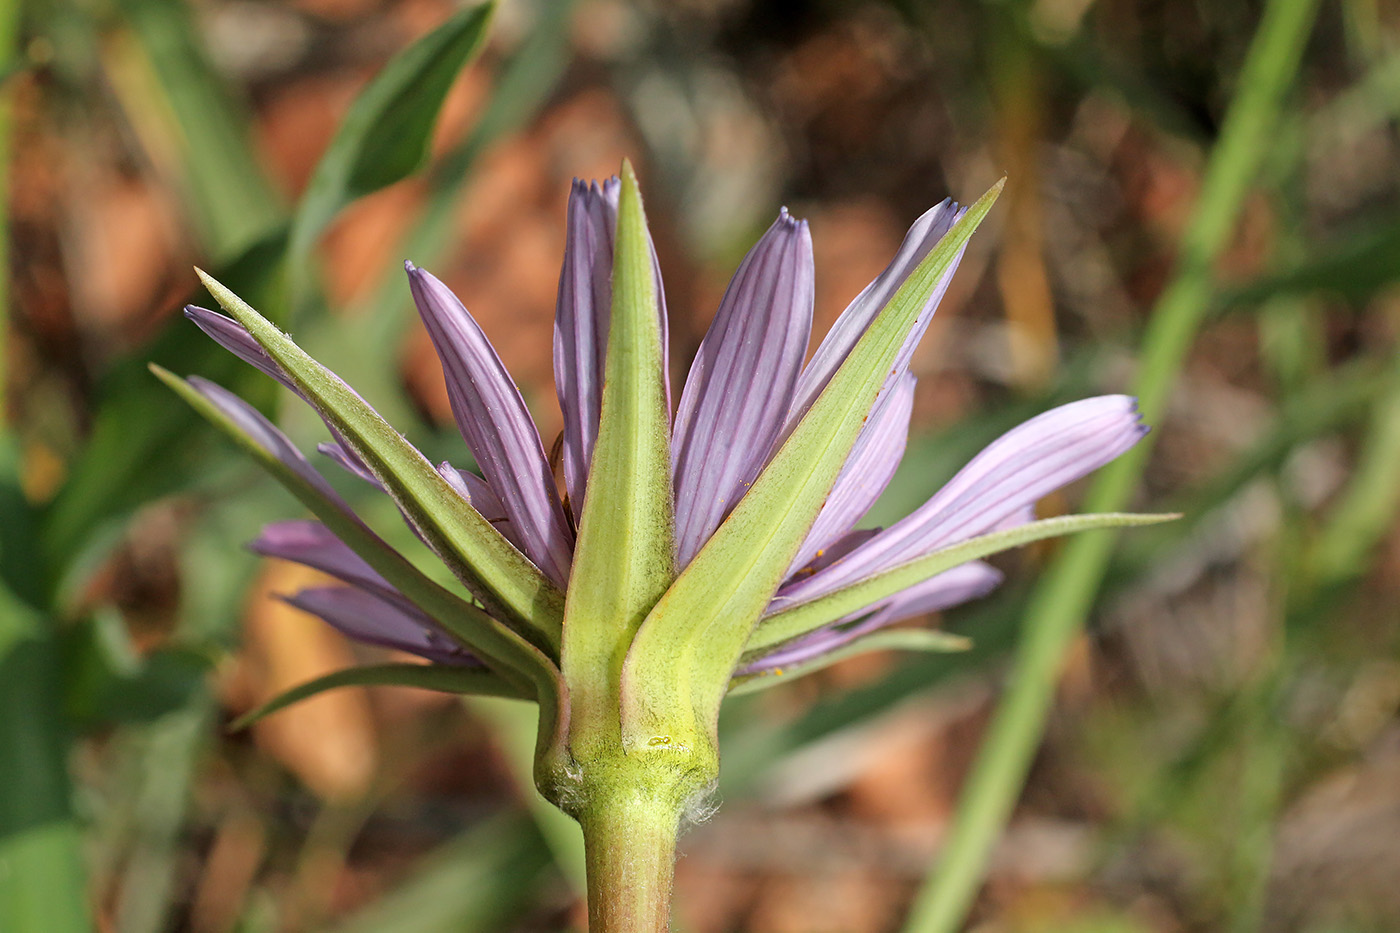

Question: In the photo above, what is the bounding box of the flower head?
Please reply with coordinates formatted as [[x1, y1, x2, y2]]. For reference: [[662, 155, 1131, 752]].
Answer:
[[164, 165, 1157, 763]]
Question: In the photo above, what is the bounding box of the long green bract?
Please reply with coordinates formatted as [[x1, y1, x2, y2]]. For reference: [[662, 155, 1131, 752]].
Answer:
[[152, 365, 559, 707], [231, 663, 529, 730], [745, 513, 1179, 656], [728, 629, 971, 697], [619, 181, 1004, 753], [191, 271, 564, 647], [559, 163, 676, 761]]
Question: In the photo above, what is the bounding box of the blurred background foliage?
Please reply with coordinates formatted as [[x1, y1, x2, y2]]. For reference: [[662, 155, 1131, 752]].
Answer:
[[2, 0, 1399, 930]]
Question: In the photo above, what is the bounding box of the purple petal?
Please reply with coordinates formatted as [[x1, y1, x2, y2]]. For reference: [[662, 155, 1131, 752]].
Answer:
[[786, 200, 964, 427], [405, 263, 573, 587], [742, 561, 1001, 674], [436, 462, 520, 548], [185, 305, 294, 392], [672, 210, 815, 567], [319, 441, 382, 487], [551, 177, 671, 520], [251, 519, 394, 598], [188, 305, 380, 480], [280, 585, 480, 667], [552, 178, 620, 522], [782, 528, 880, 586], [849, 560, 1003, 628], [787, 372, 915, 574], [187, 377, 352, 513], [782, 395, 1147, 603]]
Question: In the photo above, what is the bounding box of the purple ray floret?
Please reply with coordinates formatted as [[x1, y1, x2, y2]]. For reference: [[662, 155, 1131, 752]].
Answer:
[[405, 262, 574, 587], [280, 586, 479, 666], [786, 199, 963, 425], [741, 561, 1001, 675], [779, 395, 1147, 606], [789, 371, 916, 574], [553, 178, 620, 522], [672, 209, 814, 567]]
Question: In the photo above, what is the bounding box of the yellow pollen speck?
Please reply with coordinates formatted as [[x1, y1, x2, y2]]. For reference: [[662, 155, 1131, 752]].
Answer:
[[647, 735, 671, 746]]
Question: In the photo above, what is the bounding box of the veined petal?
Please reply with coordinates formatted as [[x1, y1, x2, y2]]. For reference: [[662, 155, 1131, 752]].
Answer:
[[188, 306, 384, 481], [741, 561, 1000, 674], [319, 441, 381, 486], [437, 462, 519, 548], [844, 560, 1002, 629], [251, 519, 395, 598], [782, 395, 1147, 603], [405, 263, 573, 587], [553, 178, 620, 522], [787, 200, 964, 425], [281, 585, 481, 667], [672, 210, 814, 567], [787, 372, 915, 574], [186, 305, 293, 391], [187, 377, 351, 512]]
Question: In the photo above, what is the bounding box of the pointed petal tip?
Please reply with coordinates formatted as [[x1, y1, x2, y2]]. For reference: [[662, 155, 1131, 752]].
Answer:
[[404, 259, 418, 274], [772, 206, 807, 233], [193, 267, 219, 292]]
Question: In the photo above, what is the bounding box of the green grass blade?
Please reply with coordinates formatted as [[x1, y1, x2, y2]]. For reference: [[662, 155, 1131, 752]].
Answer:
[[289, 2, 495, 265], [901, 0, 1323, 928], [746, 513, 1177, 657], [621, 182, 1002, 751], [561, 162, 676, 757]]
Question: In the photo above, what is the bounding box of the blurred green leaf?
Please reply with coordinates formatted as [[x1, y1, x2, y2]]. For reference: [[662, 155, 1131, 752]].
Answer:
[[1226, 219, 1400, 306], [325, 0, 577, 439], [0, 591, 90, 933], [290, 2, 495, 264], [905, 0, 1324, 924], [111, 0, 282, 254], [60, 611, 208, 729], [40, 230, 289, 593], [323, 812, 552, 933]]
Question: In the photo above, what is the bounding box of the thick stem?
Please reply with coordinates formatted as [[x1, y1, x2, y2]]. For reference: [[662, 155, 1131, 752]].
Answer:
[[579, 788, 680, 933]]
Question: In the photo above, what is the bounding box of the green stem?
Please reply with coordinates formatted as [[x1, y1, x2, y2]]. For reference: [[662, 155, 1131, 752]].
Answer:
[[578, 787, 679, 933], [901, 1, 1322, 930]]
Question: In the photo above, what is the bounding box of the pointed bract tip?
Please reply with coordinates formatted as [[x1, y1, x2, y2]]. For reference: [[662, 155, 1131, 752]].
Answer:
[[619, 158, 643, 197], [404, 260, 418, 274]]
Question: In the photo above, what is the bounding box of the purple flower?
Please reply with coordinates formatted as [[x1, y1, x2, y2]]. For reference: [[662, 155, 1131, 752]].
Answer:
[[182, 177, 1145, 684]]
